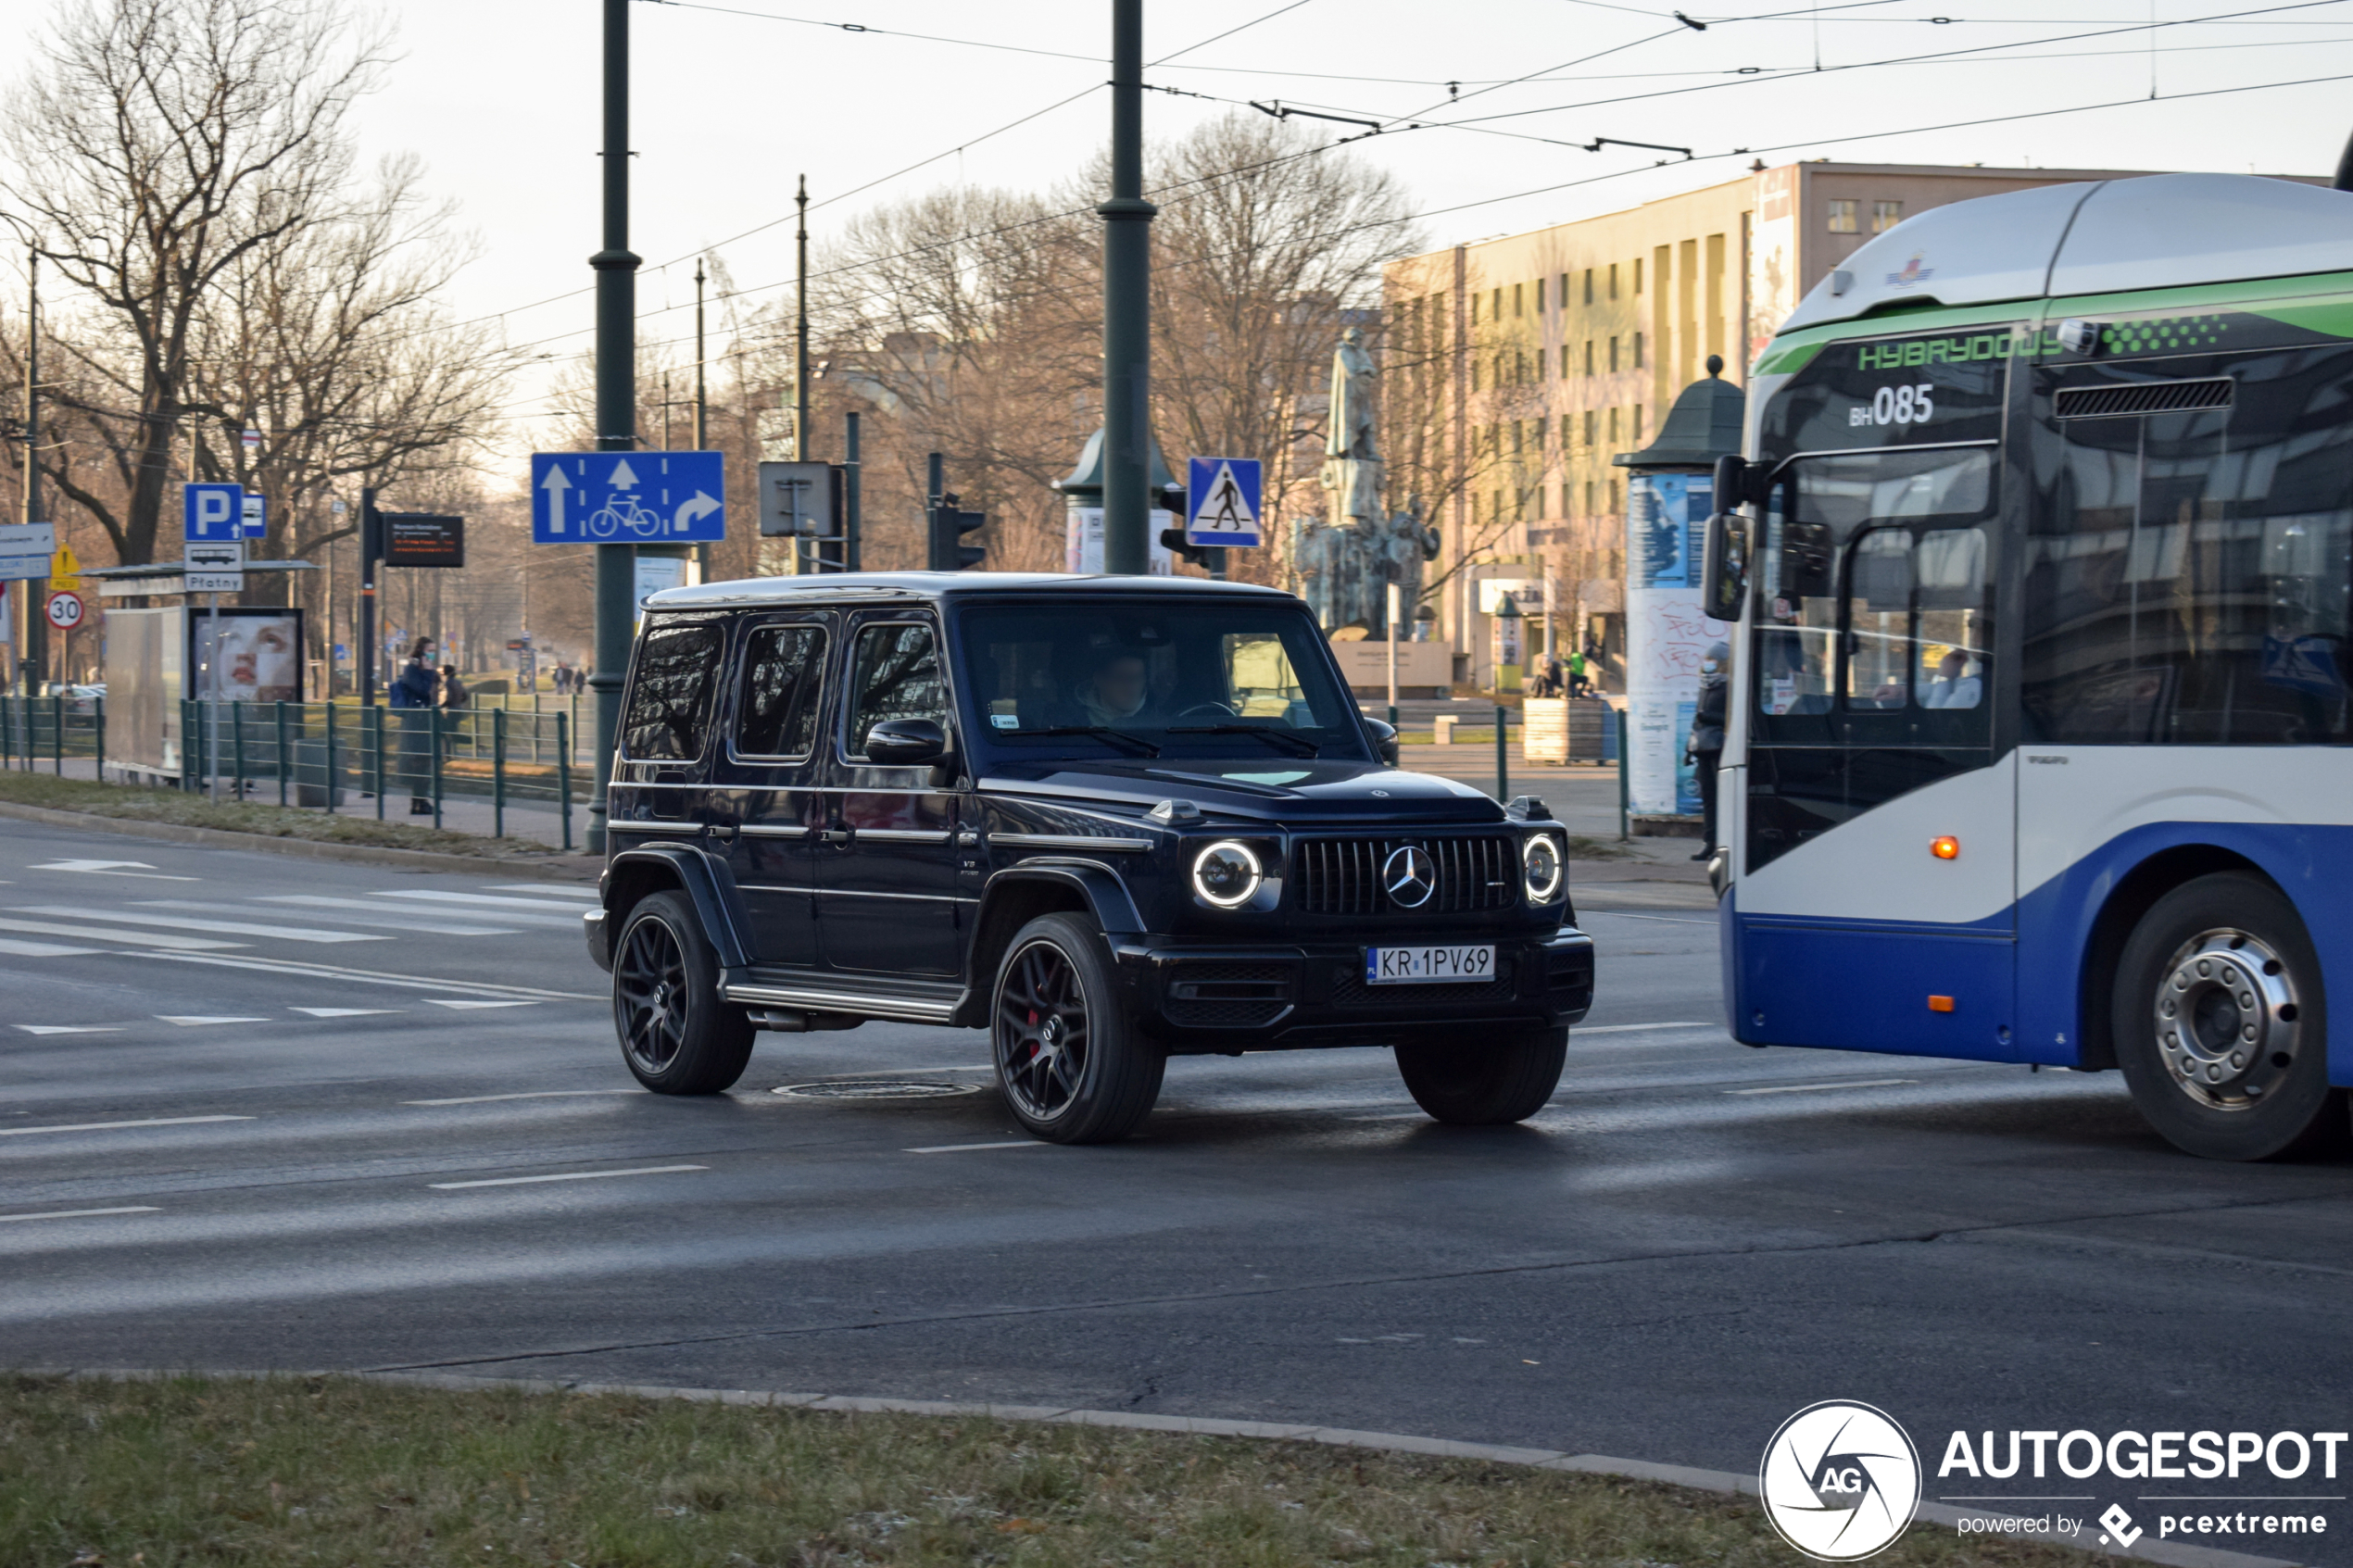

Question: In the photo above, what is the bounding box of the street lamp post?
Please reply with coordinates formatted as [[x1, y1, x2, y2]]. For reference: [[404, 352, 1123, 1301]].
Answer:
[[1098, 0, 1155, 576], [586, 0, 641, 855]]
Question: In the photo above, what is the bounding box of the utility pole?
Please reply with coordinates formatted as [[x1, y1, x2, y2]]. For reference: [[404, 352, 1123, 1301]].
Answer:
[[586, 0, 641, 856], [694, 256, 710, 584], [1100, 0, 1155, 576], [793, 174, 815, 574], [18, 240, 44, 693], [844, 409, 862, 571]]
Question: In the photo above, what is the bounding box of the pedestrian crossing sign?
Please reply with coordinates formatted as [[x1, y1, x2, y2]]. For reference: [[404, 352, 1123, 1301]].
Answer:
[[1185, 457, 1262, 548]]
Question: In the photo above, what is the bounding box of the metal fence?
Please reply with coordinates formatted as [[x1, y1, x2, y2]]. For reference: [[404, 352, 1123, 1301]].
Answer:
[[0, 694, 577, 849]]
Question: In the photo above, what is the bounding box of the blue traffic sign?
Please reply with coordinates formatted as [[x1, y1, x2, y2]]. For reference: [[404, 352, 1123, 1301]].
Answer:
[[241, 491, 267, 539], [183, 483, 243, 542], [1185, 457, 1261, 547], [532, 451, 726, 545]]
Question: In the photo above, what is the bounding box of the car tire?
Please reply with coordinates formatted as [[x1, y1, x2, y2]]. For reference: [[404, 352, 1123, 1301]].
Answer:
[[2110, 871, 2342, 1161], [992, 912, 1164, 1144], [1395, 1025, 1567, 1124], [612, 889, 755, 1095]]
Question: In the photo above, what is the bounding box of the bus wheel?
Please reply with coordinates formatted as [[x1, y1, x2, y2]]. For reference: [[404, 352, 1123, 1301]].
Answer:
[[2111, 872, 2342, 1161]]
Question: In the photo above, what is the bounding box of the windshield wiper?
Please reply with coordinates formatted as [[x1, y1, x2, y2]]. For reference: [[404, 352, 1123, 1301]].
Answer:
[[1002, 725, 1161, 758], [1166, 723, 1320, 758]]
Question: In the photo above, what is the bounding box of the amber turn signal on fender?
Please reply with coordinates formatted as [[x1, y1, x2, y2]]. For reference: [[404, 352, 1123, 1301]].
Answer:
[[1930, 835, 1960, 859], [1928, 996, 1956, 1013]]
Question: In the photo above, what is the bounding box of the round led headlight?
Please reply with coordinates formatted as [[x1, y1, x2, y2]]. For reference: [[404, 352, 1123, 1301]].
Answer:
[[1523, 834, 1565, 904], [1190, 840, 1263, 909]]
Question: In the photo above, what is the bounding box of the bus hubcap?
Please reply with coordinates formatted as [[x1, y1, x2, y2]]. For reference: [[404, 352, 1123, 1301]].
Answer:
[[2154, 928, 2299, 1111]]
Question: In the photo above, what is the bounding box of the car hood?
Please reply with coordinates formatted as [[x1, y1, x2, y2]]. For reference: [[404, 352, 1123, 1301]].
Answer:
[[976, 756, 1504, 824]]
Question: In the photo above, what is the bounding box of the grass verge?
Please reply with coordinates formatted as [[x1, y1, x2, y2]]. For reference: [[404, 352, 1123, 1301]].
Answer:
[[0, 1374, 2090, 1568], [0, 771, 560, 858]]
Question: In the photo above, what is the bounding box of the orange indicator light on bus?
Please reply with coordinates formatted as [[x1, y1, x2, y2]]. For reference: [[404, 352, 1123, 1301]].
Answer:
[[1931, 835, 1960, 859], [1928, 996, 1956, 1013]]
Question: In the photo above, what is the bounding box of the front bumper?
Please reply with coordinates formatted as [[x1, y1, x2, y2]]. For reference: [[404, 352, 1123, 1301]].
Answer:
[[1113, 927, 1594, 1052]]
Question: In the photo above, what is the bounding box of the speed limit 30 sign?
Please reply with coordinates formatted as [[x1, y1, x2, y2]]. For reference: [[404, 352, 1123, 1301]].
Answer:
[[45, 590, 85, 631]]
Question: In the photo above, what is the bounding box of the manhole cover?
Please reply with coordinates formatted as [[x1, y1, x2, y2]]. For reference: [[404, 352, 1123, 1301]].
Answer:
[[772, 1079, 986, 1100]]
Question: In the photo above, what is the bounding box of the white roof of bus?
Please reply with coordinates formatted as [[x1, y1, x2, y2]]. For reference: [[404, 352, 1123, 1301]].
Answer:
[[1777, 173, 2353, 336]]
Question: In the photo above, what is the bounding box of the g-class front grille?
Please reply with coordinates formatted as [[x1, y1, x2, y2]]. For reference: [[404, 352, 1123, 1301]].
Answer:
[[1292, 834, 1518, 916]]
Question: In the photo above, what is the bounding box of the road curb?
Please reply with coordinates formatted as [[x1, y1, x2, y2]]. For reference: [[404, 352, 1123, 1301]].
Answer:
[[0, 798, 601, 883], [33, 1369, 2302, 1568]]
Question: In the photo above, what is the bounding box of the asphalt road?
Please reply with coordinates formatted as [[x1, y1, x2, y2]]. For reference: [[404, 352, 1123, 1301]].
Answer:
[[5, 814, 2351, 1559]]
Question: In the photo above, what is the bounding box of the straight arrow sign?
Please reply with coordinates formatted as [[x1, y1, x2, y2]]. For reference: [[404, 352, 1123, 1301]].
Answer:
[[539, 463, 573, 538]]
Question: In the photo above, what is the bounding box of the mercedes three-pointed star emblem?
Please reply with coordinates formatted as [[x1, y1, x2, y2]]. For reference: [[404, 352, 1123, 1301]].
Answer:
[[1382, 845, 1436, 909]]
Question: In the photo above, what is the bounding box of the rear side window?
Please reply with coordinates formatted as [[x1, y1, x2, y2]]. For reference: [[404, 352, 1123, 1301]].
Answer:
[[736, 624, 827, 758], [844, 621, 945, 757], [621, 620, 723, 759]]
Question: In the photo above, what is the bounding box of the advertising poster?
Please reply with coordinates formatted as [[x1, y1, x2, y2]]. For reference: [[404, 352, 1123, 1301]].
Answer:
[[189, 607, 303, 703], [1064, 507, 1176, 575], [1625, 472, 1728, 816]]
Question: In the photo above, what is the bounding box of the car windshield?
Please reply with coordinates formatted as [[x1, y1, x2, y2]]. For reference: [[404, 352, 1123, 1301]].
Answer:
[[956, 599, 1370, 763]]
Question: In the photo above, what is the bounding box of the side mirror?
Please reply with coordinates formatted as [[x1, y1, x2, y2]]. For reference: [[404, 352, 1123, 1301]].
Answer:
[[1702, 454, 1753, 624], [1365, 716, 1401, 767], [863, 717, 949, 766]]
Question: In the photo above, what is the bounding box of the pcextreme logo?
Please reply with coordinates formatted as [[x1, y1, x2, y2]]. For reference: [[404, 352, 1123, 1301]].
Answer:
[[1759, 1401, 1924, 1562]]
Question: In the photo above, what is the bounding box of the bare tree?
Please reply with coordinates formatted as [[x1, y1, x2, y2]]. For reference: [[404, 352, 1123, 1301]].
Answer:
[[3, 0, 392, 564]]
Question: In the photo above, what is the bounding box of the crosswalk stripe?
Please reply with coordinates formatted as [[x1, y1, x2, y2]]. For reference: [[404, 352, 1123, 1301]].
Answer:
[[157, 1015, 271, 1026], [0, 917, 244, 951], [423, 998, 539, 1010], [130, 949, 600, 1001], [16, 906, 388, 945], [290, 1008, 403, 1018], [0, 937, 101, 958], [370, 890, 599, 916], [138, 899, 519, 936], [13, 1025, 123, 1035], [0, 1206, 160, 1223], [0, 1114, 252, 1137], [429, 1164, 705, 1189], [258, 894, 580, 930], [481, 884, 598, 901]]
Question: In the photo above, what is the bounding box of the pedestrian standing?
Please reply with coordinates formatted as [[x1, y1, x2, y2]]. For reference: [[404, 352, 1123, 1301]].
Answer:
[[389, 638, 439, 814], [1686, 640, 1730, 861], [439, 665, 469, 709]]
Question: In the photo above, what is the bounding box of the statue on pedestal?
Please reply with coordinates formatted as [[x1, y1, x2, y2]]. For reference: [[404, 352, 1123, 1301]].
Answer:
[[1297, 327, 1440, 636]]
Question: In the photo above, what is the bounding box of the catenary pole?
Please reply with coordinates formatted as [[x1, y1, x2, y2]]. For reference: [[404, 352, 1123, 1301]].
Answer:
[[587, 0, 641, 855], [1100, 0, 1155, 576], [19, 240, 45, 692], [694, 256, 710, 584], [794, 174, 816, 573]]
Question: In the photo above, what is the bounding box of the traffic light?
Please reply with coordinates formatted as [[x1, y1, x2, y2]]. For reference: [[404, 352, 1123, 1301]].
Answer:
[[929, 490, 987, 571], [1158, 526, 1227, 578]]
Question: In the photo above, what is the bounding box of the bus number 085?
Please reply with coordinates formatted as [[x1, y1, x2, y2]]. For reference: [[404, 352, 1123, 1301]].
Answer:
[[1850, 383, 1935, 427]]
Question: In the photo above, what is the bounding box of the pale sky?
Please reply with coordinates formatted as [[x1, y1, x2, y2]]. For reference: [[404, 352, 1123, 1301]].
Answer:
[[31, 0, 2353, 473]]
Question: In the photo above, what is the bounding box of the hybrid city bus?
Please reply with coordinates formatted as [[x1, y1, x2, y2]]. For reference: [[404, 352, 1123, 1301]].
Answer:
[[1702, 169, 2353, 1160]]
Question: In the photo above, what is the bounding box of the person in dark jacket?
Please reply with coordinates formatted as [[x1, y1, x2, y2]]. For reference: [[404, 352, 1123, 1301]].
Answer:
[[389, 640, 438, 813], [1686, 640, 1730, 861]]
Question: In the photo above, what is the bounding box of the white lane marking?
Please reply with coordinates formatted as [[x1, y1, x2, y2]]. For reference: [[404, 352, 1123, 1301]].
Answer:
[[0, 1114, 253, 1137], [1575, 1022, 1712, 1035], [371, 890, 607, 913], [158, 1015, 272, 1026], [428, 1163, 706, 1189], [258, 895, 581, 930], [13, 1025, 124, 1035], [290, 1008, 403, 1018], [0, 1206, 161, 1223], [15, 905, 388, 945], [0, 917, 245, 951], [137, 900, 519, 936], [0, 937, 103, 958], [1579, 909, 1716, 926], [126, 950, 599, 1001], [29, 859, 197, 882], [904, 1140, 1048, 1154], [1724, 1078, 1919, 1097], [403, 1089, 639, 1106], [422, 998, 540, 1010], [481, 884, 599, 901]]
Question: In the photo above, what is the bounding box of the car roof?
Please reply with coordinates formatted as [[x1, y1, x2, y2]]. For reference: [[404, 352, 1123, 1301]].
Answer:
[[645, 571, 1300, 611]]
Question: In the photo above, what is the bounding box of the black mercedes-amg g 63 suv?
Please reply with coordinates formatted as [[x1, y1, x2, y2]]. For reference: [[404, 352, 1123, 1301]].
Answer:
[[585, 572, 1594, 1143]]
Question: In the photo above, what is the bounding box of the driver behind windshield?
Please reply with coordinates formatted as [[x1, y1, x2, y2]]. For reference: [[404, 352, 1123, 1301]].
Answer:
[[1073, 646, 1151, 727]]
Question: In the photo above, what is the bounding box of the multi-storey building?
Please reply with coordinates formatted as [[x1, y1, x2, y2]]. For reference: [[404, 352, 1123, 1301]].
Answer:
[[1383, 158, 2159, 687]]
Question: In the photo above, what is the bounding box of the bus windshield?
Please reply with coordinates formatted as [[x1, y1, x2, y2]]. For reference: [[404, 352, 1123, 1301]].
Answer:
[[955, 600, 1372, 764], [1753, 445, 1997, 747]]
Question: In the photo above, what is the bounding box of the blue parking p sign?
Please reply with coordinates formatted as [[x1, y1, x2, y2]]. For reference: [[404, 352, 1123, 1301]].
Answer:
[[183, 483, 243, 542], [1185, 457, 1261, 548]]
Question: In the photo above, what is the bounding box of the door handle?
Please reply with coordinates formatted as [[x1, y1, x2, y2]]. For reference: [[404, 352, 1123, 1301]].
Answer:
[[822, 822, 853, 846]]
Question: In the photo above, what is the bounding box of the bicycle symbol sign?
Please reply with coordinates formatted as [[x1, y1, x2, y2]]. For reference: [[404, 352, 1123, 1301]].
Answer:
[[530, 451, 727, 545]]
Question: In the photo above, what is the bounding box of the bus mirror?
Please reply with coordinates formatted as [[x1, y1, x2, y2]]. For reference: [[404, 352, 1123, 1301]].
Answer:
[[1701, 507, 1749, 623]]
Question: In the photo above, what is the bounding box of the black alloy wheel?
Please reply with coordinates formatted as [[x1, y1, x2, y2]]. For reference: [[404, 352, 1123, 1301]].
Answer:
[[611, 889, 755, 1095], [990, 912, 1164, 1144]]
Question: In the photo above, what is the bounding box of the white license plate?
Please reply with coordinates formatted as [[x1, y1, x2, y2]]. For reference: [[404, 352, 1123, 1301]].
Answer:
[[1365, 944, 1495, 985]]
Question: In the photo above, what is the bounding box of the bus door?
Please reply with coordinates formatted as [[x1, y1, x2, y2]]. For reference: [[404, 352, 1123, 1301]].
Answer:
[[1733, 333, 2020, 1060]]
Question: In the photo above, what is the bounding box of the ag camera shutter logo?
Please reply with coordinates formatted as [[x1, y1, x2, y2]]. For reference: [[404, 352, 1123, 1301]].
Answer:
[[1759, 1400, 1923, 1561]]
